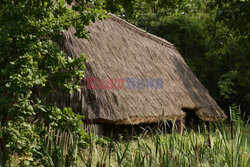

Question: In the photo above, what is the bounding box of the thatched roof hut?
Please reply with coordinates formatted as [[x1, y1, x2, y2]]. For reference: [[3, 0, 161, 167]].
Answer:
[[52, 14, 226, 126]]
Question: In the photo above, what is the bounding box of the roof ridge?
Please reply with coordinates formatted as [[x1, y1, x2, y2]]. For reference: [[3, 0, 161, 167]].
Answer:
[[109, 14, 176, 50]]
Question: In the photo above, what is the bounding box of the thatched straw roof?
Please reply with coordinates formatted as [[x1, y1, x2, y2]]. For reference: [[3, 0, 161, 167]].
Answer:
[[52, 14, 226, 124]]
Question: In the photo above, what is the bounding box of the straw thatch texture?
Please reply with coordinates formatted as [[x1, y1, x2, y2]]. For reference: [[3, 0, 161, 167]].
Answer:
[[50, 14, 226, 125]]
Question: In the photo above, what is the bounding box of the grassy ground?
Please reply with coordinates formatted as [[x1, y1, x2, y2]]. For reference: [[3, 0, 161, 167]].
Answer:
[[77, 122, 250, 167], [5, 122, 249, 166], [243, 124, 250, 143]]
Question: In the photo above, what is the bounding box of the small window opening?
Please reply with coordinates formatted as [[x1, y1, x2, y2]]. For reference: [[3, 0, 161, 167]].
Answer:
[[182, 108, 201, 130]]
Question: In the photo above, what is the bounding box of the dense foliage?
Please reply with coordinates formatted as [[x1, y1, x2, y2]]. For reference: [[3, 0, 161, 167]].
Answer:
[[0, 0, 105, 165]]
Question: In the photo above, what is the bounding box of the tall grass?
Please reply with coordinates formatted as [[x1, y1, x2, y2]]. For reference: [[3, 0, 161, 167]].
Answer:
[[1, 120, 249, 166], [78, 120, 249, 167]]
